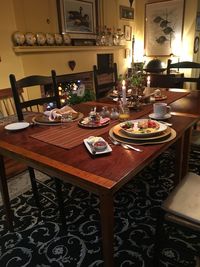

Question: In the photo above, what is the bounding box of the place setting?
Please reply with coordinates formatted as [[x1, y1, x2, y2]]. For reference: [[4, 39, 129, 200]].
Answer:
[[109, 117, 176, 146], [32, 105, 84, 125]]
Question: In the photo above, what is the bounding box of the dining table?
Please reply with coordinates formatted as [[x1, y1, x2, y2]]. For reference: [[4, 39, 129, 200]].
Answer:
[[0, 88, 199, 267]]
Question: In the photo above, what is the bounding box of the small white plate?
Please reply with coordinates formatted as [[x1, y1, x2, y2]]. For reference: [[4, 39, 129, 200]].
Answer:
[[84, 138, 112, 155], [149, 113, 171, 120], [5, 122, 30, 131]]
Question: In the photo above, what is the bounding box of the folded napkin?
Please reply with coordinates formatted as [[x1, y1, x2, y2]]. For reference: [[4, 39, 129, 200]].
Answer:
[[44, 106, 78, 121]]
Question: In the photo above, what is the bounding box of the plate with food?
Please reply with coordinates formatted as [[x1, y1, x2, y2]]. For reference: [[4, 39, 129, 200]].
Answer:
[[119, 119, 167, 137], [113, 124, 171, 141], [84, 136, 112, 155], [78, 117, 110, 128]]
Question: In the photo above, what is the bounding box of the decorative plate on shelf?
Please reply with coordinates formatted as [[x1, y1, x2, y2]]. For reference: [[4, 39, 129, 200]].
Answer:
[[46, 33, 55, 45], [12, 31, 25, 46], [54, 33, 63, 45], [25, 32, 36, 45], [62, 33, 71, 45], [36, 32, 46, 45]]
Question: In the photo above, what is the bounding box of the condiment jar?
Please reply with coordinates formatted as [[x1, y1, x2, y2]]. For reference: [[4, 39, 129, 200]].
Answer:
[[100, 106, 110, 118], [110, 108, 119, 120]]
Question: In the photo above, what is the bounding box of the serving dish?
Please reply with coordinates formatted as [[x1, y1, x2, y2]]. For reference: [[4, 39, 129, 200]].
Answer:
[[119, 119, 167, 137], [33, 112, 82, 124], [78, 117, 110, 128], [84, 137, 112, 155]]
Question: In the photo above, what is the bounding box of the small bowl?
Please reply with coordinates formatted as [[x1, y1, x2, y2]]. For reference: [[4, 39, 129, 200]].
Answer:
[[93, 140, 107, 151]]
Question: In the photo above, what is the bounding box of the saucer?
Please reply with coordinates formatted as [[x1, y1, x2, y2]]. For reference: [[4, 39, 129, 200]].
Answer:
[[149, 113, 171, 120]]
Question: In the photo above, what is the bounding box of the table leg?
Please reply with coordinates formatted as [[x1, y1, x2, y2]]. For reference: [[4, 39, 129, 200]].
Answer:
[[0, 155, 13, 231], [182, 127, 192, 178], [99, 192, 114, 267], [174, 136, 184, 184], [174, 127, 192, 183]]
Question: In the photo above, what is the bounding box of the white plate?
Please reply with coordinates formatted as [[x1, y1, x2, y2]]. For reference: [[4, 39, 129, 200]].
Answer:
[[5, 122, 30, 131], [149, 113, 171, 120], [84, 138, 112, 155], [119, 119, 167, 137]]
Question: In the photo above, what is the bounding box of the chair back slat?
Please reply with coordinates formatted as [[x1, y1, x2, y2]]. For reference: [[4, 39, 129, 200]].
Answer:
[[167, 60, 200, 90]]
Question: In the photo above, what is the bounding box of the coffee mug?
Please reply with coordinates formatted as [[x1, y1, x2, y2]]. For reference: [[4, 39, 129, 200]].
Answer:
[[153, 102, 171, 118]]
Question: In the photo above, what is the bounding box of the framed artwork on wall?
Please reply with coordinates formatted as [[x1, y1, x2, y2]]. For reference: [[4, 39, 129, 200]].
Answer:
[[194, 36, 199, 54], [120, 6, 134, 20], [145, 0, 185, 56], [57, 0, 98, 40], [124, 25, 132, 41], [196, 12, 200, 31]]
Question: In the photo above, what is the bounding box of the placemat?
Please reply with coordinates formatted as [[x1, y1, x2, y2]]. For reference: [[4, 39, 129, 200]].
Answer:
[[30, 120, 117, 149]]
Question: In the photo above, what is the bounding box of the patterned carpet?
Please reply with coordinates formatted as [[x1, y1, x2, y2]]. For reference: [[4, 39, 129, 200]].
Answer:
[[0, 147, 200, 267]]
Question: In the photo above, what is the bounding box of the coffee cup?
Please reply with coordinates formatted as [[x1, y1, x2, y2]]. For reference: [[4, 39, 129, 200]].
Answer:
[[153, 102, 171, 118]]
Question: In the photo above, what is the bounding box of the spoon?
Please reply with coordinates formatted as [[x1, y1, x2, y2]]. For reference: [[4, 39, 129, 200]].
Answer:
[[109, 137, 143, 152]]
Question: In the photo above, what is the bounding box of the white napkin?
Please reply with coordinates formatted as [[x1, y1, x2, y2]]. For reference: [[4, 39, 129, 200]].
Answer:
[[44, 106, 78, 121]]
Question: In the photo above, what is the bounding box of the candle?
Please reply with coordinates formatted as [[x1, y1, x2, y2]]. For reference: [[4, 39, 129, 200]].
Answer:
[[147, 76, 151, 87], [122, 80, 127, 105]]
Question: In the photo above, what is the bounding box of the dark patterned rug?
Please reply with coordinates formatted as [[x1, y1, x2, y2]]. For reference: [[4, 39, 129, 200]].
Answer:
[[0, 147, 200, 267]]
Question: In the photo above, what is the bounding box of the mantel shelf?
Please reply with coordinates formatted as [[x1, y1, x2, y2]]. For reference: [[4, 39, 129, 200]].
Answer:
[[13, 45, 125, 54]]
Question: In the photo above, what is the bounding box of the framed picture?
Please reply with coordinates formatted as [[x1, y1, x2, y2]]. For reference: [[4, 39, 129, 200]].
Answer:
[[57, 0, 98, 40], [196, 12, 200, 31], [124, 25, 132, 41], [194, 36, 199, 54], [120, 6, 134, 20], [145, 0, 185, 56]]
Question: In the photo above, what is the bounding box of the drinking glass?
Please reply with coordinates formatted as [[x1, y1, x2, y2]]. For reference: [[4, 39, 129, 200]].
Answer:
[[61, 112, 73, 128]]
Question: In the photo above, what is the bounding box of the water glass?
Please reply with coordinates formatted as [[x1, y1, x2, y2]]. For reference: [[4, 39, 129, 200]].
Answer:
[[61, 113, 73, 128]]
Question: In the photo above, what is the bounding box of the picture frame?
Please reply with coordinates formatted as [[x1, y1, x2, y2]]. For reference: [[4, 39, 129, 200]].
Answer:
[[145, 0, 185, 56], [194, 36, 199, 54], [124, 25, 132, 41], [120, 6, 134, 20], [57, 0, 98, 40], [196, 12, 200, 31]]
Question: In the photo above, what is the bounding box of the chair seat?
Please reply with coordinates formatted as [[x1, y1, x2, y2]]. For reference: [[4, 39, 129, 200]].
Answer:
[[163, 172, 200, 224]]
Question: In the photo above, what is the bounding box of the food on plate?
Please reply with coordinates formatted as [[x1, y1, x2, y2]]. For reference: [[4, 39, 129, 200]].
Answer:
[[87, 136, 107, 151], [121, 119, 160, 134], [80, 116, 110, 126], [93, 140, 107, 151], [44, 106, 78, 121]]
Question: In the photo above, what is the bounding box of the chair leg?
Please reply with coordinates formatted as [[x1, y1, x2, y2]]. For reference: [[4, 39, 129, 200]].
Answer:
[[153, 208, 166, 267], [28, 167, 41, 209], [54, 178, 66, 227]]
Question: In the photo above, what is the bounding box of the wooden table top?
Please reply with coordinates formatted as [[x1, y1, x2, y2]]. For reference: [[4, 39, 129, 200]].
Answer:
[[0, 90, 197, 195]]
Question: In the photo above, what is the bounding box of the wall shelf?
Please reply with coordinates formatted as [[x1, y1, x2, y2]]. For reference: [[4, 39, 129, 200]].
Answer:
[[13, 45, 125, 54]]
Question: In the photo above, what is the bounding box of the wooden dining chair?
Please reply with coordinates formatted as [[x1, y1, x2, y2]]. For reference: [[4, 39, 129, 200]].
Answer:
[[167, 60, 200, 90], [9, 70, 61, 121], [153, 172, 200, 266], [9, 70, 66, 225], [93, 62, 118, 99], [0, 87, 27, 178]]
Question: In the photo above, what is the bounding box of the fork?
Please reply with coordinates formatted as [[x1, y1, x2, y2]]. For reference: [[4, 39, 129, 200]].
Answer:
[[109, 137, 143, 152]]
